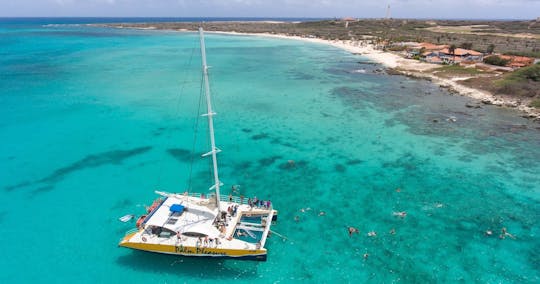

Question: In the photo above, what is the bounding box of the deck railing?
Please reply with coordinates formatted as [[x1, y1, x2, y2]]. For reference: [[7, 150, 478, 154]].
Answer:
[[178, 191, 272, 209]]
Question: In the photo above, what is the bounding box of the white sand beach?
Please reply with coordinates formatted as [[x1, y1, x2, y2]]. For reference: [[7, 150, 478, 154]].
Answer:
[[209, 31, 539, 120]]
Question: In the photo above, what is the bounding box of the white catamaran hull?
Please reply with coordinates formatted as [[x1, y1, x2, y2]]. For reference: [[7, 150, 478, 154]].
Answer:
[[118, 27, 277, 261]]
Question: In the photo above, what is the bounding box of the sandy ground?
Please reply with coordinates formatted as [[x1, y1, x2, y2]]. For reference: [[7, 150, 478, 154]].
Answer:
[[210, 31, 539, 120]]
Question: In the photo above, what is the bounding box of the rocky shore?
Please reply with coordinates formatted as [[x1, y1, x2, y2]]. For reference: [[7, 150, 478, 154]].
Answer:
[[96, 23, 540, 121], [211, 32, 540, 121]]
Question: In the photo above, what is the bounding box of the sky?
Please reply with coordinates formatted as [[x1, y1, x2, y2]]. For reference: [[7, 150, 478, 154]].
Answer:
[[0, 0, 539, 19]]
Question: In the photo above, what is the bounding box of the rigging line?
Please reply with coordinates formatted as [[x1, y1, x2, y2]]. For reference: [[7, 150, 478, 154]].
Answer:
[[155, 34, 197, 190]]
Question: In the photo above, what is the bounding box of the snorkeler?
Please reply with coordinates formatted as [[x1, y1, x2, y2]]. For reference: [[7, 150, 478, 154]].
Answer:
[[499, 227, 516, 239]]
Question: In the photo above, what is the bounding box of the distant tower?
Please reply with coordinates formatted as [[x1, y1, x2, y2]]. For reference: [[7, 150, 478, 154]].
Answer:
[[385, 4, 391, 19]]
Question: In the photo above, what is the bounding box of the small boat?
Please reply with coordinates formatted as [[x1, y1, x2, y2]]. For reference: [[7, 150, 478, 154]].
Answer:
[[119, 214, 135, 222], [118, 27, 278, 261]]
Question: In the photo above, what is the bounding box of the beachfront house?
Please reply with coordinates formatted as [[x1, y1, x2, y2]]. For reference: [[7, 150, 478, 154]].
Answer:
[[438, 48, 484, 64], [406, 42, 447, 58], [424, 52, 444, 64], [401, 42, 487, 65], [498, 55, 535, 69]]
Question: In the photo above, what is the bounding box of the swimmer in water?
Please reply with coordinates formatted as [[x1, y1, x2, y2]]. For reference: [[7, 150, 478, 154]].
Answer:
[[499, 227, 516, 239], [389, 228, 396, 235], [393, 211, 407, 218], [367, 231, 377, 237], [318, 211, 326, 216], [348, 226, 359, 237]]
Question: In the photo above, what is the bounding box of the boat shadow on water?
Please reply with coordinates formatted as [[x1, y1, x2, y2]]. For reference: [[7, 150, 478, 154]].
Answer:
[[116, 251, 260, 279]]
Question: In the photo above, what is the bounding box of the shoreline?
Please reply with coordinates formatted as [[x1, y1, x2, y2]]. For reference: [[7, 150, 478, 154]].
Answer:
[[97, 24, 540, 121], [211, 31, 540, 120]]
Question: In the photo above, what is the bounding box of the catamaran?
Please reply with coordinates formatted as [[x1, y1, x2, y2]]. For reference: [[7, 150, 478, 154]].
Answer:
[[119, 27, 278, 261]]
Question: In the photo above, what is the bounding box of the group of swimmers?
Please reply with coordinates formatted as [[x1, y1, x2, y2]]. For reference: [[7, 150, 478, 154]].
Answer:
[[347, 210, 408, 238], [485, 227, 516, 239], [348, 226, 392, 238]]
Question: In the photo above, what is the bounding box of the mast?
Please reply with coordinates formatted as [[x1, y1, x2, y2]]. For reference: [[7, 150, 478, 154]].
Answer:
[[199, 27, 222, 213]]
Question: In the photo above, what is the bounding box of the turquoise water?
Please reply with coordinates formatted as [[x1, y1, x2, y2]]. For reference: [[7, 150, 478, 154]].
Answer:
[[1, 21, 539, 283]]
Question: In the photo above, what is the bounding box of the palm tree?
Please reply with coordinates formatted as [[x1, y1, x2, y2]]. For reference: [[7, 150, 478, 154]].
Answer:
[[449, 44, 457, 64], [487, 44, 495, 54]]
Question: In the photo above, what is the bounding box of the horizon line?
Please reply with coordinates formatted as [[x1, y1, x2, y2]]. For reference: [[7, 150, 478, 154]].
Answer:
[[0, 16, 537, 21]]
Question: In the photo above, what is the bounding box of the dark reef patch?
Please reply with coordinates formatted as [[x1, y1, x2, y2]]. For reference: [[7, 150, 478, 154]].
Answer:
[[4, 181, 32, 192], [4, 146, 152, 192], [382, 152, 428, 172], [40, 146, 152, 184], [278, 160, 308, 170], [234, 161, 252, 171], [259, 155, 282, 166], [29, 185, 54, 196], [329, 86, 372, 109], [270, 137, 296, 148], [167, 148, 193, 163], [152, 127, 167, 137], [288, 70, 316, 80], [251, 133, 270, 140], [335, 164, 346, 172], [241, 128, 252, 133], [111, 198, 134, 210], [346, 159, 364, 165]]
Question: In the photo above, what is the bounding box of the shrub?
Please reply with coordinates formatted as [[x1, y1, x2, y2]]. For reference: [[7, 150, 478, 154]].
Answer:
[[496, 64, 540, 97], [530, 99, 540, 109], [460, 42, 473, 49], [484, 55, 510, 66], [511, 62, 540, 82]]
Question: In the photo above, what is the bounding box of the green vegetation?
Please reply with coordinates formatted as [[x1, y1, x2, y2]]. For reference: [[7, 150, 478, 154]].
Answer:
[[107, 19, 540, 55], [449, 44, 457, 55], [460, 42, 473, 49], [507, 62, 540, 81], [486, 44, 495, 54], [435, 65, 483, 76], [504, 50, 540, 58], [387, 45, 407, 51], [530, 99, 540, 109], [483, 55, 510, 66], [496, 63, 540, 97]]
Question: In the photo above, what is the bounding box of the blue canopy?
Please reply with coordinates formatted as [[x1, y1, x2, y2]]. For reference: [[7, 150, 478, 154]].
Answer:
[[170, 204, 185, 213]]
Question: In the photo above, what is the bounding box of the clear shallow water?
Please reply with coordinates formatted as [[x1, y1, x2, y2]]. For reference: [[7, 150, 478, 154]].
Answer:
[[1, 20, 539, 283]]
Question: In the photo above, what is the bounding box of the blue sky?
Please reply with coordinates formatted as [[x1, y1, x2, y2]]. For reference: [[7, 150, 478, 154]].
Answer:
[[1, 0, 539, 19]]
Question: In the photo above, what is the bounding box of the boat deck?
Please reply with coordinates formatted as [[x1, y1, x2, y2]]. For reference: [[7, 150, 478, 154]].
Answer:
[[120, 192, 276, 254]]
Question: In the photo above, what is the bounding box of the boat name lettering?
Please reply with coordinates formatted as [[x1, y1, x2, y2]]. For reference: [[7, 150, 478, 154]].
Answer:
[[175, 245, 226, 256]]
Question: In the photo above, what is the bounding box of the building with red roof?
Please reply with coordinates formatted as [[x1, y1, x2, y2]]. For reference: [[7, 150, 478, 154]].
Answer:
[[498, 55, 535, 68]]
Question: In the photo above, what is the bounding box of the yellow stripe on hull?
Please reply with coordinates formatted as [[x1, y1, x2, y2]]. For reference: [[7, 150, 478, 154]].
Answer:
[[119, 234, 267, 259]]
